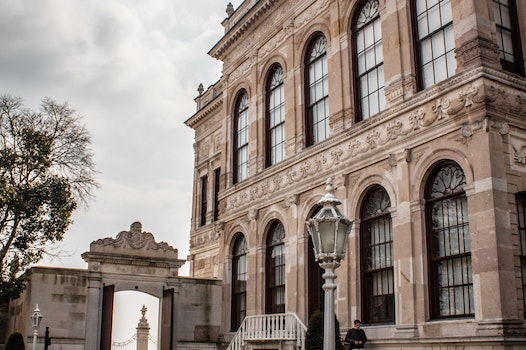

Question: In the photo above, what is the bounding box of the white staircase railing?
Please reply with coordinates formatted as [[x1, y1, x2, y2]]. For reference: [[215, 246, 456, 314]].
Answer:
[[227, 313, 307, 350]]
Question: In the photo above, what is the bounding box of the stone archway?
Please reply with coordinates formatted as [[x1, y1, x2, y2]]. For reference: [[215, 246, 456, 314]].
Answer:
[[81, 222, 185, 350]]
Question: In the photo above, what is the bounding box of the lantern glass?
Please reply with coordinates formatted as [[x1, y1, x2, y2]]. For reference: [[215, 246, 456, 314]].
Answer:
[[30, 305, 43, 329]]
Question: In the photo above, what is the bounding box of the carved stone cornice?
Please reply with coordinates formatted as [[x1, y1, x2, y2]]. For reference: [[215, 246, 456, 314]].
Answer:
[[185, 95, 223, 130], [209, 0, 282, 60], [82, 222, 186, 270], [221, 76, 524, 216]]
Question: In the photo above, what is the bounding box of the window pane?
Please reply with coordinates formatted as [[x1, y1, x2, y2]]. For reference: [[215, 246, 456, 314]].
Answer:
[[361, 186, 394, 323], [266, 222, 286, 314], [416, 0, 456, 88], [426, 162, 473, 318], [354, 3, 384, 120], [306, 35, 329, 146]]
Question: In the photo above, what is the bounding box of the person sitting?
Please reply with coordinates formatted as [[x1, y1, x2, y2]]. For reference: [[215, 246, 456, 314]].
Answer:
[[344, 320, 367, 349]]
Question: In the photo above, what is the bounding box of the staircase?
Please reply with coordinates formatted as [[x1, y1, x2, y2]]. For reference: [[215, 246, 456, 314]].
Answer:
[[227, 313, 307, 350]]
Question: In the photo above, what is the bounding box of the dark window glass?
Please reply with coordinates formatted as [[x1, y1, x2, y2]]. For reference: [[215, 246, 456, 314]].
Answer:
[[361, 186, 394, 323], [266, 221, 286, 314], [231, 235, 248, 330], [516, 193, 526, 318], [493, 0, 524, 76], [213, 168, 220, 221], [414, 0, 456, 89], [426, 162, 474, 318], [354, 0, 385, 121], [267, 65, 285, 166], [234, 91, 249, 183], [305, 34, 329, 146], [200, 175, 208, 227]]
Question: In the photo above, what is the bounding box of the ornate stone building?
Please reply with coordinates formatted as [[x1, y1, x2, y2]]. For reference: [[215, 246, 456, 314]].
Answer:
[[185, 0, 526, 349]]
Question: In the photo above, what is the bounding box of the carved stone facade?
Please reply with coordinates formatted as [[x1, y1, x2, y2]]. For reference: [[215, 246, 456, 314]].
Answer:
[[185, 0, 526, 349]]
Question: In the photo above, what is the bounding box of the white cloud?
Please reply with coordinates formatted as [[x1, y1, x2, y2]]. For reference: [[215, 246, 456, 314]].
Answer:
[[0, 0, 243, 341]]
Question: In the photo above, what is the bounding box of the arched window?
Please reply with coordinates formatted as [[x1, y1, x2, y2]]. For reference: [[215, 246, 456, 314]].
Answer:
[[233, 91, 249, 183], [305, 34, 329, 147], [493, 0, 524, 76], [426, 161, 473, 318], [266, 65, 285, 167], [413, 0, 456, 89], [231, 235, 248, 330], [266, 221, 286, 314], [307, 205, 324, 319], [360, 186, 394, 323], [354, 0, 385, 121], [516, 192, 526, 318]]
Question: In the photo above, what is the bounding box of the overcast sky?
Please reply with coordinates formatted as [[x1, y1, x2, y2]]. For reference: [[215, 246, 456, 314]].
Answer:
[[0, 0, 241, 342]]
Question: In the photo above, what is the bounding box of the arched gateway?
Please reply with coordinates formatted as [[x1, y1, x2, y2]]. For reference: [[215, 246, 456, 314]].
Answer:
[[81, 222, 186, 350]]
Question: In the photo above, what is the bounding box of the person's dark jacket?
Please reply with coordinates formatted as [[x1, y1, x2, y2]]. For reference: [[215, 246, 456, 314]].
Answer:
[[344, 327, 367, 349]]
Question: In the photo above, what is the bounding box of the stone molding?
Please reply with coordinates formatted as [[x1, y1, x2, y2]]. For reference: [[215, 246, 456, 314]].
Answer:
[[221, 78, 525, 216], [82, 222, 186, 270], [209, 0, 282, 59]]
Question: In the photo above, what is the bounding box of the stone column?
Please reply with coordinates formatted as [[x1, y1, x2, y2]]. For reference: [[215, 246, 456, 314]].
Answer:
[[136, 305, 150, 350], [84, 273, 102, 350], [462, 118, 520, 331]]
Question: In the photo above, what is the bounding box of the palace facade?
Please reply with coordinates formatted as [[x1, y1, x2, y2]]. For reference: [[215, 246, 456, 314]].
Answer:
[[185, 0, 526, 349]]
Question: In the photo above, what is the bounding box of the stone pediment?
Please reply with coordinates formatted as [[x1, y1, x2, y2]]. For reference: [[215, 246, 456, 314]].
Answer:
[[82, 222, 186, 271]]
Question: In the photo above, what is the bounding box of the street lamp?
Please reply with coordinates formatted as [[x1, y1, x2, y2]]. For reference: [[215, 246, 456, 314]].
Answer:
[[30, 304, 43, 350], [306, 178, 353, 350]]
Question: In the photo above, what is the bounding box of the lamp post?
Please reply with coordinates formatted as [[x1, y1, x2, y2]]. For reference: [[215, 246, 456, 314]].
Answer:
[[30, 304, 43, 350], [306, 178, 353, 350]]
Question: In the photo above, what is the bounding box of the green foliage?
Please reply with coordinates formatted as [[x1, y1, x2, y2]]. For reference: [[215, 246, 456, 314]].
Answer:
[[306, 310, 323, 350], [305, 310, 343, 350], [5, 332, 25, 350], [0, 95, 97, 300]]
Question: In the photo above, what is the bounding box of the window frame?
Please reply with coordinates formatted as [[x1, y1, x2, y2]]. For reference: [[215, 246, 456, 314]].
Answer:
[[412, 0, 457, 90], [199, 175, 208, 227], [516, 192, 526, 318], [233, 91, 249, 184], [360, 185, 395, 324], [213, 168, 220, 222], [266, 221, 286, 314], [425, 161, 474, 319], [304, 33, 330, 147], [493, 0, 524, 76], [352, 0, 385, 122], [266, 64, 285, 167], [231, 235, 248, 331]]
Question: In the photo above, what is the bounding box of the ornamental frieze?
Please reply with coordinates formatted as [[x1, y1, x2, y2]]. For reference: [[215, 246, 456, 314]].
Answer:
[[189, 229, 220, 249], [224, 82, 503, 213]]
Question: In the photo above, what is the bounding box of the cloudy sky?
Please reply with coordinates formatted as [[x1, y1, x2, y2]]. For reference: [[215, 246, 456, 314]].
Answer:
[[0, 0, 241, 342]]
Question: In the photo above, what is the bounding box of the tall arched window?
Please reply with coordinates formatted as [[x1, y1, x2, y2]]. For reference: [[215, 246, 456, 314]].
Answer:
[[231, 235, 248, 330], [516, 192, 526, 318], [493, 0, 524, 76], [266, 221, 286, 314], [361, 186, 394, 323], [413, 0, 456, 89], [233, 91, 249, 183], [354, 0, 385, 121], [426, 161, 473, 318], [266, 65, 285, 167], [305, 34, 329, 147], [307, 206, 324, 319]]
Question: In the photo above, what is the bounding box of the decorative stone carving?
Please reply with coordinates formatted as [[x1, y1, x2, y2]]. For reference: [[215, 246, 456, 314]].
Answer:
[[91, 222, 176, 252], [282, 194, 299, 208], [455, 36, 500, 70], [461, 117, 510, 137], [512, 142, 526, 166]]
